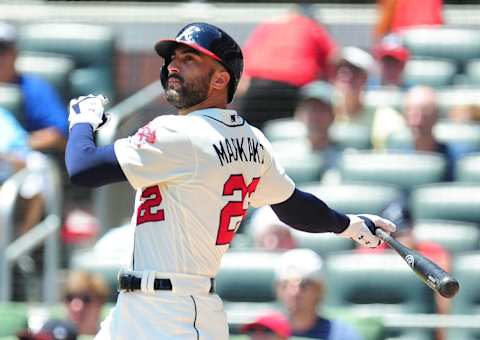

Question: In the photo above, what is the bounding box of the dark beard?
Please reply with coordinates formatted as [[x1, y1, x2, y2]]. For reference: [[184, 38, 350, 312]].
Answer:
[[165, 71, 212, 109]]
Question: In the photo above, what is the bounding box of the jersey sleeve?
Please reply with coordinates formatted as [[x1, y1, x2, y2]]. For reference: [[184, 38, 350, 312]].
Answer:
[[113, 117, 196, 190], [249, 133, 295, 208]]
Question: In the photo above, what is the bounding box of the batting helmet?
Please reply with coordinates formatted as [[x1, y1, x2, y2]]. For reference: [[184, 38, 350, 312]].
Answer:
[[155, 22, 243, 103]]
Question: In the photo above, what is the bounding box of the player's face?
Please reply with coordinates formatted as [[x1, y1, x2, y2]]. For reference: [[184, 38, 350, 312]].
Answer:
[[165, 46, 217, 109]]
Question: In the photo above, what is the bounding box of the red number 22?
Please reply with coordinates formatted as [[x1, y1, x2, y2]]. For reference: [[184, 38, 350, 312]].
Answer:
[[216, 175, 260, 245]]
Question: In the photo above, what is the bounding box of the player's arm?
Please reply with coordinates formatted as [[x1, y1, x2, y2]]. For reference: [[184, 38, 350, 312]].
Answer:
[[271, 188, 396, 248], [65, 95, 127, 187]]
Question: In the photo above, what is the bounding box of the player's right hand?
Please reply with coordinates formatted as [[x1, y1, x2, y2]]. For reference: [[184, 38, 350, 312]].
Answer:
[[340, 214, 396, 248], [68, 94, 110, 131]]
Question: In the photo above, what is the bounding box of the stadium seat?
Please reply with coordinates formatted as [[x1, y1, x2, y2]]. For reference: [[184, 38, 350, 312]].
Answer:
[[17, 23, 116, 101], [403, 58, 456, 88], [329, 122, 372, 150], [263, 118, 306, 142], [289, 230, 355, 258], [216, 251, 281, 303], [411, 183, 480, 224], [15, 52, 75, 103], [0, 303, 28, 337], [364, 87, 405, 113], [451, 252, 480, 315], [464, 59, 480, 86], [401, 28, 480, 70], [437, 87, 480, 118], [434, 121, 480, 153], [338, 151, 447, 192], [300, 182, 402, 216], [456, 152, 480, 182], [324, 252, 435, 313], [448, 252, 480, 340], [413, 220, 480, 254], [388, 121, 480, 156], [0, 83, 24, 123], [272, 140, 327, 183]]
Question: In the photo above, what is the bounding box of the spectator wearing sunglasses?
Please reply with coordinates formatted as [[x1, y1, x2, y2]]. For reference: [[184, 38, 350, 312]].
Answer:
[[242, 312, 291, 340], [62, 271, 110, 335]]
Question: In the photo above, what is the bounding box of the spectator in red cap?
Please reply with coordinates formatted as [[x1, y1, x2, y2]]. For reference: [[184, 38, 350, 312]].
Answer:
[[372, 34, 410, 89], [242, 312, 291, 340]]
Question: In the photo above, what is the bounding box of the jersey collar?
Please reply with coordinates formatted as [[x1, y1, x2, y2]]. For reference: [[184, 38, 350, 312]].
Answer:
[[189, 108, 245, 127]]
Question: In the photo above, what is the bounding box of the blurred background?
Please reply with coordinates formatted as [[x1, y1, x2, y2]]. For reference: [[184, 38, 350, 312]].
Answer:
[[1, 0, 480, 339]]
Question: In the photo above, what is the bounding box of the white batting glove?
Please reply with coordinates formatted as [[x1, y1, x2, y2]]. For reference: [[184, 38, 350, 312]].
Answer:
[[340, 214, 396, 248], [69, 94, 110, 131]]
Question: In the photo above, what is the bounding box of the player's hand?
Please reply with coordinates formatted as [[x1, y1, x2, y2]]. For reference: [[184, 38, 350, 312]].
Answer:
[[340, 214, 396, 248], [68, 94, 110, 131]]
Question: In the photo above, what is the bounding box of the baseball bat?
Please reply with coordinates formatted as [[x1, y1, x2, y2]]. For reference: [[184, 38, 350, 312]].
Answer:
[[375, 228, 459, 299]]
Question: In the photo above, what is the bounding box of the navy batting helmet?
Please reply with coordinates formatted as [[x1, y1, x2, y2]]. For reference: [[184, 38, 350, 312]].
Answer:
[[155, 22, 243, 103]]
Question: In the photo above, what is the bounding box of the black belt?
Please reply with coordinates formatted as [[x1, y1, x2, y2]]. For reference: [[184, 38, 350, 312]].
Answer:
[[117, 274, 215, 293]]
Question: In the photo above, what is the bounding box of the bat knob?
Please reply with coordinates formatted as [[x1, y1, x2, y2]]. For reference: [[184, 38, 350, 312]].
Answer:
[[438, 277, 460, 298]]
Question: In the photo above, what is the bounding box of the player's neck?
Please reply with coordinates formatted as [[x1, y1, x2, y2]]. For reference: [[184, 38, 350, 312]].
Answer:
[[178, 93, 228, 115]]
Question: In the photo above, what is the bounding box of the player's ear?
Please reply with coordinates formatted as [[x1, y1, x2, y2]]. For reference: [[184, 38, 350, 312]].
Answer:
[[211, 70, 230, 91]]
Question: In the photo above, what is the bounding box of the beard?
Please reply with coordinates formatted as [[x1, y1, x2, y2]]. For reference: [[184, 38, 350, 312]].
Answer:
[[165, 71, 213, 109]]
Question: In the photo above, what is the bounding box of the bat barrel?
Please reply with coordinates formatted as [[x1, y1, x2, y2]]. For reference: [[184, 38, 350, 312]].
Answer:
[[438, 276, 460, 298]]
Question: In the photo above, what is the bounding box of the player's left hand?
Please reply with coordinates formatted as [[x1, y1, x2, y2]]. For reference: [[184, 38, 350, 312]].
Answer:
[[340, 214, 396, 248], [69, 94, 110, 131]]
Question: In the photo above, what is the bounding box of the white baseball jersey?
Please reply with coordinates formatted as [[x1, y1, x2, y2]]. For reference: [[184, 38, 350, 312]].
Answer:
[[114, 108, 294, 277]]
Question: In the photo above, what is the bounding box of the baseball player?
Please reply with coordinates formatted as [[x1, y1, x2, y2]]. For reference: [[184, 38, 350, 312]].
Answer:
[[65, 23, 396, 340]]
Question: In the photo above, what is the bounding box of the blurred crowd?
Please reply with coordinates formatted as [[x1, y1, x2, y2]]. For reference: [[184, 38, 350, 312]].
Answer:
[[1, 1, 480, 339]]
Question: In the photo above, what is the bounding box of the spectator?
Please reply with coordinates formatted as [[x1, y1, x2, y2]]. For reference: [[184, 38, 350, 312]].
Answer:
[[0, 106, 45, 236], [374, 0, 443, 40], [370, 33, 410, 89], [275, 249, 363, 339], [357, 199, 450, 340], [294, 81, 340, 157], [248, 206, 296, 251], [403, 85, 454, 180], [17, 319, 78, 340], [0, 21, 68, 152], [241, 312, 291, 340], [62, 271, 110, 335], [239, 5, 338, 129], [331, 47, 375, 126]]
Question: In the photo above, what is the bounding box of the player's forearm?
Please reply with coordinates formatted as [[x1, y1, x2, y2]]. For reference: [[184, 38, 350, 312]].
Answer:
[[271, 188, 350, 234], [66, 123, 127, 187]]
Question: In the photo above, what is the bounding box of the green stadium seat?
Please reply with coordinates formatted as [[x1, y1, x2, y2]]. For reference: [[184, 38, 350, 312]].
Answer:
[[17, 23, 116, 101], [338, 151, 447, 192], [272, 140, 327, 183], [456, 153, 480, 182], [0, 303, 28, 337], [0, 83, 24, 123], [402, 58, 456, 88], [413, 220, 480, 254], [290, 230, 354, 258], [465, 59, 480, 86], [300, 182, 402, 215], [434, 121, 480, 152], [329, 122, 372, 150], [216, 251, 281, 303], [401, 28, 480, 69], [15, 52, 75, 103], [364, 87, 405, 113], [324, 252, 435, 313], [263, 118, 306, 142], [451, 252, 480, 315], [411, 183, 480, 224], [437, 87, 480, 118]]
